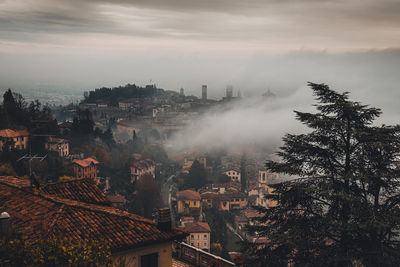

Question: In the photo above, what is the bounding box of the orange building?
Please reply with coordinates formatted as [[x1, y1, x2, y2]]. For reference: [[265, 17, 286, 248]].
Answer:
[[201, 190, 247, 211], [0, 129, 29, 151], [72, 158, 100, 184]]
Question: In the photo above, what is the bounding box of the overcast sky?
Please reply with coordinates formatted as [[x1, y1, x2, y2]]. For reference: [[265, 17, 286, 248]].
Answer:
[[0, 0, 399, 99]]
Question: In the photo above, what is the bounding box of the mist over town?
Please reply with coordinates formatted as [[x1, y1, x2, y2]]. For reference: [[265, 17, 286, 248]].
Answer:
[[1, 0, 400, 266]]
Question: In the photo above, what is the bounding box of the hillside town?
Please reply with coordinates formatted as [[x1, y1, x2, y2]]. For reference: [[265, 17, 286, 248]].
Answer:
[[2, 80, 400, 266], [0, 84, 282, 266]]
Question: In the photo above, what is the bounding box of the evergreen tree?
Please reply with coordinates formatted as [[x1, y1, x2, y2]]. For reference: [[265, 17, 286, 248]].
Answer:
[[184, 160, 207, 190], [102, 127, 115, 146], [243, 83, 400, 266]]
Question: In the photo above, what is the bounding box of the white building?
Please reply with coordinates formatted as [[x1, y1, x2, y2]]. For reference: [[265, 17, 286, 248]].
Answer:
[[224, 169, 241, 183]]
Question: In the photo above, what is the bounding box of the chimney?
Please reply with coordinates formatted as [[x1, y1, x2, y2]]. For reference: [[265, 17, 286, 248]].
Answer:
[[157, 208, 172, 231], [0, 212, 12, 239]]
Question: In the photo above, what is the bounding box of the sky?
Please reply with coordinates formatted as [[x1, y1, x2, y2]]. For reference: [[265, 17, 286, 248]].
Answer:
[[1, 0, 399, 153], [0, 0, 400, 94]]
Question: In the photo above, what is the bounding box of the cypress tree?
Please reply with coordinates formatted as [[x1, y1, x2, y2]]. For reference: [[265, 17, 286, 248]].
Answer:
[[243, 83, 400, 266]]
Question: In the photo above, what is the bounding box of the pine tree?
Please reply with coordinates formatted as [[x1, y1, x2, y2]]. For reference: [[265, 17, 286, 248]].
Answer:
[[185, 160, 207, 190], [243, 83, 400, 266]]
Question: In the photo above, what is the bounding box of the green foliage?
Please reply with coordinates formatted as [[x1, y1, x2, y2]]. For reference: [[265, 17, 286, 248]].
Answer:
[[82, 84, 160, 106], [216, 173, 230, 183], [142, 144, 168, 164], [71, 109, 95, 137], [0, 163, 16, 176], [1, 90, 58, 138], [243, 83, 400, 266], [184, 160, 207, 190], [204, 208, 233, 259], [130, 174, 160, 219], [0, 236, 114, 266]]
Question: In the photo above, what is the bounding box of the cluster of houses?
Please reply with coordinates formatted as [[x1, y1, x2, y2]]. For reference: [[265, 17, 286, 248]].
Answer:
[[174, 163, 281, 252]]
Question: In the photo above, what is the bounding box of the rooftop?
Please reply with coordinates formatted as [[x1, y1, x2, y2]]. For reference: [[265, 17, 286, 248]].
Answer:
[[41, 178, 108, 205], [0, 176, 107, 205], [0, 177, 186, 252], [0, 129, 29, 138], [184, 221, 211, 233], [176, 190, 201, 201], [107, 195, 127, 204], [72, 157, 100, 168]]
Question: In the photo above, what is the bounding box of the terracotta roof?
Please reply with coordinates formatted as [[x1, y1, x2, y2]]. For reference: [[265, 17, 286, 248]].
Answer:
[[0, 129, 29, 137], [177, 190, 201, 201], [41, 178, 107, 205], [0, 181, 186, 252], [0, 176, 30, 188], [72, 157, 100, 167], [107, 195, 127, 204], [0, 176, 107, 205], [200, 191, 219, 199], [184, 222, 211, 233]]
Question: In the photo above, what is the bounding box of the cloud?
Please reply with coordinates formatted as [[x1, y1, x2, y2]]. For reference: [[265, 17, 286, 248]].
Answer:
[[166, 72, 400, 155], [166, 89, 313, 154], [1, 0, 400, 50]]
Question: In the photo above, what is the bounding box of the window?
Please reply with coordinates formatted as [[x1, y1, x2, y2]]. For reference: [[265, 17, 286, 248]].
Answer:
[[204, 234, 207, 239], [204, 242, 207, 247], [140, 252, 158, 267], [191, 242, 194, 246], [191, 234, 194, 239]]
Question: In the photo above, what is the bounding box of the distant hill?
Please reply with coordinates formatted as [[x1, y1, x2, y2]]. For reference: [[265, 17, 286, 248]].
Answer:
[[82, 84, 165, 106]]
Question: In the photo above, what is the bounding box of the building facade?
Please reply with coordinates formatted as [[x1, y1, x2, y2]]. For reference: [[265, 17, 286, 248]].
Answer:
[[45, 137, 69, 157], [72, 158, 100, 184], [176, 190, 202, 216], [184, 222, 211, 251], [0, 129, 29, 151], [224, 169, 241, 183], [130, 158, 156, 183]]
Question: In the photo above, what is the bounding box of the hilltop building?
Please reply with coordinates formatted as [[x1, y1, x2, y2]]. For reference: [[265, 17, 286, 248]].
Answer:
[[202, 85, 207, 101], [226, 85, 233, 99]]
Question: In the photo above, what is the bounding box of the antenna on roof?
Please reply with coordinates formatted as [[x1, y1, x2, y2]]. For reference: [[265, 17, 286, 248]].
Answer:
[[17, 154, 47, 176]]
